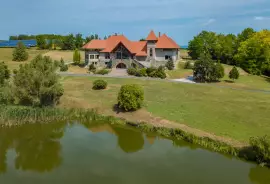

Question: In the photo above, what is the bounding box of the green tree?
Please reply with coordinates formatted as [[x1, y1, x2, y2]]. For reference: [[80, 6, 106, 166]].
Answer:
[[12, 55, 64, 106], [73, 49, 81, 65], [188, 31, 218, 60], [237, 28, 256, 43], [61, 34, 75, 50], [117, 84, 144, 111], [0, 62, 10, 86], [75, 33, 84, 48], [12, 42, 29, 61], [165, 58, 175, 70], [193, 53, 223, 82], [229, 66, 240, 81], [235, 30, 270, 75], [214, 34, 238, 65], [36, 35, 47, 49]]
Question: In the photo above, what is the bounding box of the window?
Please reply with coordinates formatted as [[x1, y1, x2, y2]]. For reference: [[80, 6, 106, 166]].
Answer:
[[89, 55, 94, 59], [165, 55, 172, 60], [95, 55, 99, 59], [150, 48, 153, 57], [105, 62, 108, 65]]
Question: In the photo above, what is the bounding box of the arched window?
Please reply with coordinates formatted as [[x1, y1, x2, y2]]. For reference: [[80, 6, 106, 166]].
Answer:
[[150, 48, 153, 57]]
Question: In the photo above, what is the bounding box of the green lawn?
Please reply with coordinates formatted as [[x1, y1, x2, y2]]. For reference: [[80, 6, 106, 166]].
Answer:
[[0, 48, 48, 70], [61, 76, 270, 142]]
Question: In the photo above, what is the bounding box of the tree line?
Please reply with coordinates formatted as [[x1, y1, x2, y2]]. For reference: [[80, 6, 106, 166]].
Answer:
[[188, 28, 270, 76], [9, 33, 106, 50]]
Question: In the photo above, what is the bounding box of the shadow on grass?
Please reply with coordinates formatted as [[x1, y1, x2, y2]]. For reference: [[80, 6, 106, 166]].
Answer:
[[113, 104, 125, 114], [113, 104, 136, 114], [262, 76, 270, 83], [224, 80, 235, 83]]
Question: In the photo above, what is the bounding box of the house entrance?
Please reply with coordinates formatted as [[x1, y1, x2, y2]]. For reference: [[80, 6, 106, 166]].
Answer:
[[116, 63, 127, 69]]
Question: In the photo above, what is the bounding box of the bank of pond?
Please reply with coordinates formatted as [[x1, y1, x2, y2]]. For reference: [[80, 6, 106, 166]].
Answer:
[[0, 106, 269, 183]]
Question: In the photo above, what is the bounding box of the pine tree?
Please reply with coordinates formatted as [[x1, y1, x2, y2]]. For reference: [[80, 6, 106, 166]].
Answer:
[[12, 42, 29, 61], [229, 66, 240, 82], [73, 49, 81, 65]]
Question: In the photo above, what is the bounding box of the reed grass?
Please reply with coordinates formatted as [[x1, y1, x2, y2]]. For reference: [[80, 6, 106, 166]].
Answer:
[[0, 105, 268, 167]]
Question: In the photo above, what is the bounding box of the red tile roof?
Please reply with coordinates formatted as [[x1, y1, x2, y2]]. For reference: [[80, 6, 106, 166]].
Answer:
[[82, 31, 179, 55], [156, 34, 180, 49], [146, 30, 158, 41]]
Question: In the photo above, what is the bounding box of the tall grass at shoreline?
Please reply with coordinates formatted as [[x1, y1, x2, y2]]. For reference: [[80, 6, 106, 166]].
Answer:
[[0, 105, 269, 168]]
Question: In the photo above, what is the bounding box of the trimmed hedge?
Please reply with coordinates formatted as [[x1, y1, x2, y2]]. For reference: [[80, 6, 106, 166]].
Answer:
[[127, 67, 166, 79], [95, 69, 110, 75], [92, 80, 108, 90], [117, 84, 144, 111]]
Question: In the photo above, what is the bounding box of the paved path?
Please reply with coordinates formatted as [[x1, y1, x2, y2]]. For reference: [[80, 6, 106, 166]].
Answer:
[[59, 72, 270, 94]]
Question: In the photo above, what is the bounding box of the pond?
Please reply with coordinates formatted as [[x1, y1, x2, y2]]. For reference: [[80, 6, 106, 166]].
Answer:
[[0, 122, 269, 184]]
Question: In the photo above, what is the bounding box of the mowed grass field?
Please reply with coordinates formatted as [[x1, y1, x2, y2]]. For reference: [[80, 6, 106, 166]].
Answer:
[[60, 76, 270, 143], [0, 48, 48, 70], [167, 60, 270, 91]]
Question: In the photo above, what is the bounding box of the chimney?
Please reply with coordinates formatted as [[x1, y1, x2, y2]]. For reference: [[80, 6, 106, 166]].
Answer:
[[159, 32, 161, 37]]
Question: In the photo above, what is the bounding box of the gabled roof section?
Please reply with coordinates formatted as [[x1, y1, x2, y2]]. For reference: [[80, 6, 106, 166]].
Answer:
[[131, 41, 147, 56], [101, 35, 133, 53], [82, 40, 106, 49], [146, 30, 158, 41], [156, 34, 180, 49]]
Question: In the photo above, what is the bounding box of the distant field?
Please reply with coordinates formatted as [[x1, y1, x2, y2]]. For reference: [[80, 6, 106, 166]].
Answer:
[[0, 48, 48, 70], [43, 50, 85, 62]]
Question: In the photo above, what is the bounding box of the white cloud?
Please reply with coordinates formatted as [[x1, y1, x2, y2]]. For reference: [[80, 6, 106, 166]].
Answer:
[[254, 16, 270, 20], [203, 19, 216, 26]]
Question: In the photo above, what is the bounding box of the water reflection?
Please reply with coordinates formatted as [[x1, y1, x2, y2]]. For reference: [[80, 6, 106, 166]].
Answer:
[[86, 123, 145, 153], [249, 166, 270, 184], [0, 122, 269, 184], [0, 123, 65, 173]]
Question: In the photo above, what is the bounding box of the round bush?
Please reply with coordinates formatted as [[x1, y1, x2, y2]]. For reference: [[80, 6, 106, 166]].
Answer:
[[60, 64, 68, 72], [92, 80, 108, 90], [117, 84, 144, 111], [127, 68, 137, 76]]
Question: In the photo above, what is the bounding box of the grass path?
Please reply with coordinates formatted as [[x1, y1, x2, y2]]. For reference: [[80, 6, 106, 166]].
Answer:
[[60, 76, 270, 143]]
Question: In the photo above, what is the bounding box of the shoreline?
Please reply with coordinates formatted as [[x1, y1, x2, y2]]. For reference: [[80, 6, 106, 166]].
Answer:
[[0, 105, 269, 168]]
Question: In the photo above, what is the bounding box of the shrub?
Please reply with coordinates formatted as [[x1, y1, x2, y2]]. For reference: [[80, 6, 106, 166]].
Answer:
[[146, 67, 156, 76], [0, 62, 10, 86], [60, 64, 68, 72], [12, 42, 29, 61], [88, 63, 96, 73], [59, 58, 68, 72], [117, 84, 144, 111], [184, 60, 193, 69], [95, 69, 110, 75], [92, 80, 107, 90], [136, 68, 147, 77], [250, 136, 270, 165], [165, 59, 174, 70], [12, 55, 64, 107], [127, 68, 137, 76], [0, 84, 13, 105], [229, 66, 240, 81]]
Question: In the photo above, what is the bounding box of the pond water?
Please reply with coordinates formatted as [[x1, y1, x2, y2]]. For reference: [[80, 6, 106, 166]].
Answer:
[[0, 122, 269, 184]]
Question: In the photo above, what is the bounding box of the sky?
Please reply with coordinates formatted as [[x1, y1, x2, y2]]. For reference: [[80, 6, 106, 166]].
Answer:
[[0, 0, 270, 45]]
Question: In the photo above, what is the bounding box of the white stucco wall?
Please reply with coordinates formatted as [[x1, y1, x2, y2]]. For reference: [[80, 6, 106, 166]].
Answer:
[[155, 49, 178, 61]]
